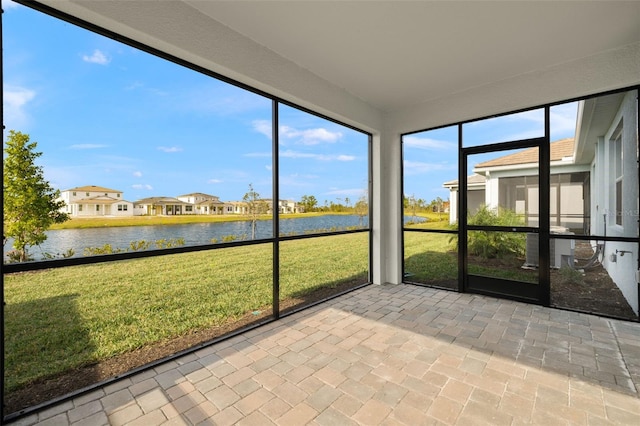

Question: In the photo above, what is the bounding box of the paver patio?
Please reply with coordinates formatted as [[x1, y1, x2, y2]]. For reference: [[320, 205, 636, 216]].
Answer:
[[6, 284, 640, 425]]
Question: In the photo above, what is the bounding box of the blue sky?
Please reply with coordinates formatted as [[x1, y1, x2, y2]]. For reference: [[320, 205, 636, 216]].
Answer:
[[2, 1, 369, 204]]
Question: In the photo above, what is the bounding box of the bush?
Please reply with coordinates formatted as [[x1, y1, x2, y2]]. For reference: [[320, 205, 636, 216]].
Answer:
[[450, 205, 526, 259], [468, 205, 525, 258]]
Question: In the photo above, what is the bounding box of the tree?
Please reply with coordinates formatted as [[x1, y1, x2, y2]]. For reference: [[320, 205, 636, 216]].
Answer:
[[242, 183, 267, 239], [354, 194, 369, 226], [299, 194, 318, 212], [3, 131, 69, 261], [408, 194, 418, 221]]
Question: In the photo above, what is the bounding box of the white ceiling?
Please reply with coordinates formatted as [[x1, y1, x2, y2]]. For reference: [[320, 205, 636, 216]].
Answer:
[[31, 1, 640, 114]]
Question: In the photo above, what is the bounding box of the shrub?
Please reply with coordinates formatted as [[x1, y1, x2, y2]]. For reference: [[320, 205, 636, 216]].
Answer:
[[450, 205, 526, 259]]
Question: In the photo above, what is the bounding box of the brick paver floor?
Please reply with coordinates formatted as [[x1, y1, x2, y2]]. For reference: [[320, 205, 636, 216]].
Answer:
[[7, 284, 640, 425]]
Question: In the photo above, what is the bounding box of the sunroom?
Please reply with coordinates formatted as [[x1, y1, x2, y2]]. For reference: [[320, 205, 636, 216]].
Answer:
[[2, 1, 640, 423]]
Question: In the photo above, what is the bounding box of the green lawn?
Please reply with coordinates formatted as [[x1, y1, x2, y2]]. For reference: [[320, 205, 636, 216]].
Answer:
[[4, 233, 369, 393]]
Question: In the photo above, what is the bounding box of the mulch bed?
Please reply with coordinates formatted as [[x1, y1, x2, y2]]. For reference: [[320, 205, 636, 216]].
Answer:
[[550, 242, 638, 321]]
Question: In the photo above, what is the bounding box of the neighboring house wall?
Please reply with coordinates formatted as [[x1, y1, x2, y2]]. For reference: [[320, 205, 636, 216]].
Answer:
[[444, 175, 485, 224], [589, 91, 639, 314], [446, 187, 485, 224], [177, 193, 225, 214], [111, 202, 134, 217], [59, 186, 133, 217]]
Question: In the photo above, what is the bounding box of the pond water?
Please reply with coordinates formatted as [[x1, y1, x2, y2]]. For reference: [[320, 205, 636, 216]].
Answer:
[[4, 215, 424, 261]]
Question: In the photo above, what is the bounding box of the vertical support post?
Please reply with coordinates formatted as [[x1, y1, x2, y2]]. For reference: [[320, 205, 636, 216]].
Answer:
[[272, 100, 280, 319], [458, 124, 467, 293], [539, 107, 551, 306]]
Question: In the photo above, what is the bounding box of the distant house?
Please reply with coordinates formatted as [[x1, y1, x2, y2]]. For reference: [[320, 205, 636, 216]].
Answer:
[[262, 199, 302, 214], [278, 199, 302, 214], [443, 174, 487, 225], [133, 197, 192, 216], [59, 185, 133, 217], [225, 201, 249, 215], [176, 192, 226, 215]]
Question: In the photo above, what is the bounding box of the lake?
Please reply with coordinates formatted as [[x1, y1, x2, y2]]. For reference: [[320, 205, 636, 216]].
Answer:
[[4, 215, 424, 261]]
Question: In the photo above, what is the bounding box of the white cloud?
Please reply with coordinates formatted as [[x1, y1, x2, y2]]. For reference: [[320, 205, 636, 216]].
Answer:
[[290, 173, 320, 180], [252, 120, 272, 139], [3, 85, 36, 129], [252, 121, 343, 146], [324, 188, 367, 197], [207, 179, 223, 184], [550, 102, 578, 139], [158, 146, 183, 153], [133, 171, 143, 177], [244, 152, 270, 158], [132, 184, 153, 190], [280, 125, 342, 145], [82, 49, 110, 65], [2, 0, 19, 10], [280, 150, 356, 162], [246, 150, 356, 162], [404, 160, 456, 175], [265, 165, 272, 171], [403, 135, 454, 150], [69, 144, 108, 150]]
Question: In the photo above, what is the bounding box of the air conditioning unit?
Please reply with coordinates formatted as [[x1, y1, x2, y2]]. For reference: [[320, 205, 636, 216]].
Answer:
[[525, 227, 574, 269]]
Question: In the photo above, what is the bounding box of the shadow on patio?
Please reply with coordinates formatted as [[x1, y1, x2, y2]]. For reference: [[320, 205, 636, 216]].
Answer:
[[7, 284, 640, 425]]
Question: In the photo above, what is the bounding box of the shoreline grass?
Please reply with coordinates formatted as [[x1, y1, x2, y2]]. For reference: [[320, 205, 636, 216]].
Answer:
[[49, 211, 355, 230]]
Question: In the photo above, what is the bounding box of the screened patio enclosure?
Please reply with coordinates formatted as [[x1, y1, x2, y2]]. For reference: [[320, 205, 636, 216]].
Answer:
[[2, 1, 640, 421], [404, 89, 639, 320]]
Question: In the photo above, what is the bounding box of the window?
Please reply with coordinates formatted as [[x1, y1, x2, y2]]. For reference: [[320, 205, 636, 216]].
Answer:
[[86, 192, 90, 196], [78, 205, 83, 212], [72, 191, 76, 196], [117, 204, 127, 211], [96, 205, 100, 211], [117, 194, 121, 198], [614, 130, 623, 226], [185, 206, 193, 212]]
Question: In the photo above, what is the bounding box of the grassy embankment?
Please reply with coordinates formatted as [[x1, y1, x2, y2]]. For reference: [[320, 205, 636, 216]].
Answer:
[[4, 233, 369, 393], [50, 211, 345, 230]]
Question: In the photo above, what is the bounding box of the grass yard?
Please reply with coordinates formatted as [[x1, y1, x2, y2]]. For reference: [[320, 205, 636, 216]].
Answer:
[[4, 233, 369, 395]]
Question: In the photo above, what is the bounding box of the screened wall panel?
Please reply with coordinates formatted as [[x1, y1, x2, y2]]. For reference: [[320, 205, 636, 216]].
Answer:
[[279, 233, 369, 314], [403, 231, 457, 290], [2, 5, 372, 417], [403, 125, 458, 228], [277, 105, 369, 236], [4, 245, 273, 408]]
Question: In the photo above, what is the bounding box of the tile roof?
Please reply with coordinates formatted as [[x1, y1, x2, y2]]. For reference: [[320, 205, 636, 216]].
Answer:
[[475, 138, 574, 168], [177, 192, 219, 199], [443, 174, 486, 188], [65, 185, 122, 193]]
